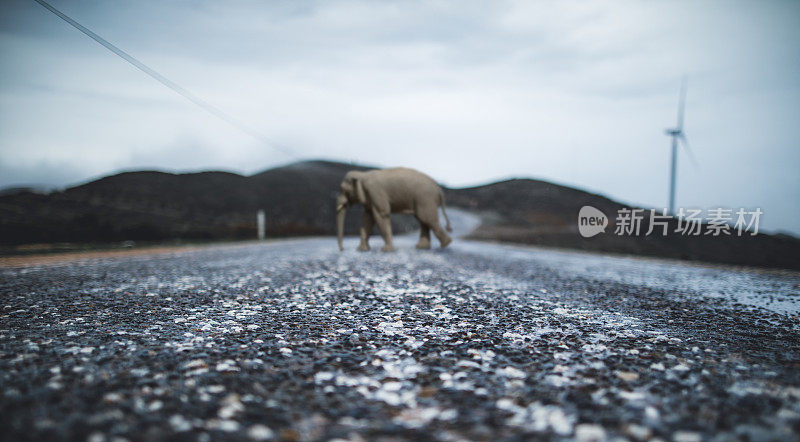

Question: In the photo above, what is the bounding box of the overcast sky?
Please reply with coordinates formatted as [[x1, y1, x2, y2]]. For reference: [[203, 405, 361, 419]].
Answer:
[[1, 0, 798, 235]]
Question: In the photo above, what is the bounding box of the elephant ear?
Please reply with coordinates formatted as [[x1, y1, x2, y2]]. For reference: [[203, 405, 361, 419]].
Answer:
[[355, 178, 367, 205]]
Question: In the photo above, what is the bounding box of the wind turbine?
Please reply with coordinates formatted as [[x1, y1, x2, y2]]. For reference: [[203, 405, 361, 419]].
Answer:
[[664, 77, 697, 214]]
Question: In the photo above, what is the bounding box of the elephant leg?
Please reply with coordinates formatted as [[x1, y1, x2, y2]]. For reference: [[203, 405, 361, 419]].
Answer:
[[417, 204, 452, 248], [432, 223, 452, 248], [416, 222, 431, 249], [357, 210, 374, 251], [372, 207, 395, 252]]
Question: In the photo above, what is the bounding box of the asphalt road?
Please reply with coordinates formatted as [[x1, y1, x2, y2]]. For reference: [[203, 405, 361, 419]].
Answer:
[[1, 210, 799, 441]]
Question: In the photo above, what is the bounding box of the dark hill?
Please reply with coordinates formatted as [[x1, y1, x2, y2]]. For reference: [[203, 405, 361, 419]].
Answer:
[[1, 160, 798, 270], [447, 178, 625, 228], [0, 160, 410, 245], [447, 179, 800, 270]]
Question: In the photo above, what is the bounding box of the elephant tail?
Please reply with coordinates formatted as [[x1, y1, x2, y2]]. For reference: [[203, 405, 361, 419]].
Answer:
[[439, 190, 453, 232]]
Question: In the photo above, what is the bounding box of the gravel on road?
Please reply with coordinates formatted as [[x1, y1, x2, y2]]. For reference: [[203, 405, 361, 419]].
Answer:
[[2, 211, 799, 441]]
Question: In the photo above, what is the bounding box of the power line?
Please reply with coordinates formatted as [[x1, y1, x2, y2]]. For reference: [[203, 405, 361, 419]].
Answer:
[[32, 0, 299, 159]]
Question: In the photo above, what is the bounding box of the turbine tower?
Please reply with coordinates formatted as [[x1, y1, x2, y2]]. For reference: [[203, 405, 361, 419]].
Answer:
[[664, 77, 695, 215]]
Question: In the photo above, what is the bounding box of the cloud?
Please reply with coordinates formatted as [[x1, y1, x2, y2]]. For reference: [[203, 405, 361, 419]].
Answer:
[[0, 0, 798, 234]]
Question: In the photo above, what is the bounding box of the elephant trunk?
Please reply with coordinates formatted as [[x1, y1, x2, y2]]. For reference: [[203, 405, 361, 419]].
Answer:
[[336, 193, 348, 251]]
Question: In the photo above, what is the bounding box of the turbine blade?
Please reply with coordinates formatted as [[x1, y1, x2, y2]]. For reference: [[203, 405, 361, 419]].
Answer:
[[677, 76, 687, 131], [678, 133, 699, 168]]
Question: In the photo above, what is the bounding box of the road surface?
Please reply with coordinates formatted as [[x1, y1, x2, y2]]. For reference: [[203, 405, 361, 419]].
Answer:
[[1, 210, 799, 441]]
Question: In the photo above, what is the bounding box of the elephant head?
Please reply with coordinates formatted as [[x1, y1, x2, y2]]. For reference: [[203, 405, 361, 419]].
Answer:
[[336, 171, 367, 251]]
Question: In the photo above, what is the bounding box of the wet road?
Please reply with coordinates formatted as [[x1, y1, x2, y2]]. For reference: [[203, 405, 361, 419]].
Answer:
[[1, 210, 799, 441]]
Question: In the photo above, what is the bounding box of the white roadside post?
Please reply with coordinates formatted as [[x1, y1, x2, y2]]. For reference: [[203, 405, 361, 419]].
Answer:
[[257, 210, 266, 241]]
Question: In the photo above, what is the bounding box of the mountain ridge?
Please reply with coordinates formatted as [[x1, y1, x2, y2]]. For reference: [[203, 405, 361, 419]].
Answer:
[[1, 160, 798, 270]]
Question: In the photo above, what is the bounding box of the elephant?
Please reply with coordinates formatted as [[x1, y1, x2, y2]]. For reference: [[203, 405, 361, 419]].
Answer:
[[336, 167, 453, 252]]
